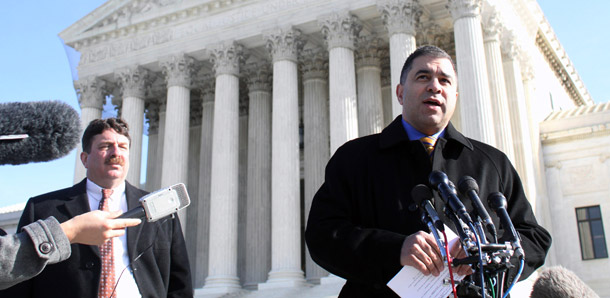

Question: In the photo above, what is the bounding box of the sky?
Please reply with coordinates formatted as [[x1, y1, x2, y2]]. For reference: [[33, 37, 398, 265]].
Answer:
[[1, 0, 609, 208]]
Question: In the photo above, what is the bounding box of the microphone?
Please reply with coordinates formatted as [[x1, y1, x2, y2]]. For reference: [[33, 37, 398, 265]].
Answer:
[[0, 101, 80, 165], [411, 184, 444, 232], [458, 176, 497, 239], [429, 171, 473, 224], [119, 183, 191, 222], [531, 266, 599, 298], [487, 192, 524, 258]]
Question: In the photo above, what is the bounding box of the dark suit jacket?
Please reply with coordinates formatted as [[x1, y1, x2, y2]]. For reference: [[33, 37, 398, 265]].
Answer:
[[305, 116, 552, 297], [0, 179, 193, 298]]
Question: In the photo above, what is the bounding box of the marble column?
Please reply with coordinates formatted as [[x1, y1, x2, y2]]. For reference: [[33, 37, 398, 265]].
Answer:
[[74, 76, 106, 183], [300, 44, 330, 283], [144, 101, 159, 191], [243, 60, 272, 290], [378, 0, 421, 118], [319, 11, 361, 154], [160, 54, 194, 229], [380, 48, 393, 126], [356, 35, 384, 136], [193, 76, 214, 288], [482, 8, 514, 162], [502, 35, 535, 199], [448, 0, 496, 145], [238, 92, 249, 287], [154, 99, 166, 191], [260, 27, 306, 289], [202, 41, 243, 293], [115, 66, 149, 187], [186, 95, 202, 285]]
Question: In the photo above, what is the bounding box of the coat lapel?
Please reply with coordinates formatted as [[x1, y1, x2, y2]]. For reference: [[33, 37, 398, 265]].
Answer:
[[125, 182, 146, 262], [59, 179, 101, 257]]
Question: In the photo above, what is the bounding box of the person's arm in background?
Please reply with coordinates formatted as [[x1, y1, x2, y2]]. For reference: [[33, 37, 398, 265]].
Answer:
[[0, 211, 140, 290]]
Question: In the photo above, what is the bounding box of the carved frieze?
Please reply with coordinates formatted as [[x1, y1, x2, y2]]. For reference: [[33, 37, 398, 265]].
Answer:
[[318, 11, 362, 50], [377, 0, 422, 36]]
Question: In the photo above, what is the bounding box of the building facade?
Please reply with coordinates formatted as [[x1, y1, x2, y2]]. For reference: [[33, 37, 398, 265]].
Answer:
[[2, 0, 608, 297]]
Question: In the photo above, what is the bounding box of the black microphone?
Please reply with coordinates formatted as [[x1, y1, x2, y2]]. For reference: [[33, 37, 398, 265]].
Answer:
[[458, 176, 497, 239], [119, 183, 191, 222], [487, 192, 524, 258], [411, 184, 444, 232], [0, 101, 80, 165], [429, 171, 473, 224]]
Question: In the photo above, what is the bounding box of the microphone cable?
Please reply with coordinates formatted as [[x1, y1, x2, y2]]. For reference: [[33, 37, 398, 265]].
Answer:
[[109, 216, 171, 297], [501, 258, 524, 298], [468, 221, 486, 298], [442, 230, 458, 298]]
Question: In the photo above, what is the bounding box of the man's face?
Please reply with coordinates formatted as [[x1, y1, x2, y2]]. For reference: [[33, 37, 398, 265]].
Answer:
[[80, 128, 130, 189], [396, 55, 458, 136]]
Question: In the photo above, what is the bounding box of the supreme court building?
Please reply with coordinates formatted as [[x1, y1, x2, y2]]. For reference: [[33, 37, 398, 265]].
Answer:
[[4, 0, 609, 296]]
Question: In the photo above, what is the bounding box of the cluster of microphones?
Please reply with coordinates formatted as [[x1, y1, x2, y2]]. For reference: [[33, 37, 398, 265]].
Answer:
[[412, 170, 524, 298]]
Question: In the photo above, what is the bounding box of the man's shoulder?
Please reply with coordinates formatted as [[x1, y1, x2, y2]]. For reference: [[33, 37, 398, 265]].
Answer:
[[27, 183, 82, 205]]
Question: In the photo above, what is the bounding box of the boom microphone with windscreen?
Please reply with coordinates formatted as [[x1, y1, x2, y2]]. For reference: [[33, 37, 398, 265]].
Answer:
[[0, 101, 80, 165], [119, 183, 191, 222]]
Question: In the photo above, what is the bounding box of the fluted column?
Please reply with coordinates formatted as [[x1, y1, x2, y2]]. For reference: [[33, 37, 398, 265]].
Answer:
[[115, 66, 149, 187], [482, 8, 514, 162], [380, 49, 393, 126], [237, 92, 249, 287], [300, 44, 330, 283], [243, 60, 272, 290], [202, 41, 243, 293], [356, 35, 384, 136], [193, 77, 214, 288], [319, 11, 361, 154], [160, 54, 194, 230], [448, 0, 496, 145], [260, 27, 306, 289], [144, 101, 159, 191], [378, 0, 421, 118], [154, 99, 166, 190], [74, 76, 107, 183], [502, 36, 535, 199], [186, 95, 202, 286]]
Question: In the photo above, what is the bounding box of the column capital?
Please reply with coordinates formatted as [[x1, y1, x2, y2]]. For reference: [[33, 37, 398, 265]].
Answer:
[[377, 0, 422, 36], [380, 48, 391, 87], [239, 89, 249, 117], [74, 76, 107, 109], [209, 41, 244, 77], [196, 73, 215, 104], [356, 35, 382, 69], [481, 6, 502, 42], [299, 43, 328, 81], [160, 54, 196, 88], [244, 58, 272, 93], [447, 0, 482, 21], [115, 65, 150, 98], [318, 11, 362, 50], [501, 31, 520, 61], [263, 27, 303, 63]]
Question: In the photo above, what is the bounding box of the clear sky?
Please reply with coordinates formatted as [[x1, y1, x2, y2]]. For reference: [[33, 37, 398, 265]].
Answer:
[[1, 0, 609, 208]]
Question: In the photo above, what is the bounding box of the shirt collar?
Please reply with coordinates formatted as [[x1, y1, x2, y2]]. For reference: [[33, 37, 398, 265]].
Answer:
[[401, 118, 445, 141], [86, 179, 126, 203]]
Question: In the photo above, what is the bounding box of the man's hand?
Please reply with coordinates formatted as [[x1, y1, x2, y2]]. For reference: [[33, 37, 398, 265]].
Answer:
[[449, 239, 473, 276], [60, 210, 141, 246], [400, 231, 444, 276]]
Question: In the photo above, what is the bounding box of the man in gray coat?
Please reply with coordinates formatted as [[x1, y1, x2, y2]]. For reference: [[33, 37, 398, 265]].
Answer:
[[0, 210, 141, 289]]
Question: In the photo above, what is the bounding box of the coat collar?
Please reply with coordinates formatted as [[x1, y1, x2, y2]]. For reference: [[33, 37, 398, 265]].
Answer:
[[379, 115, 473, 151]]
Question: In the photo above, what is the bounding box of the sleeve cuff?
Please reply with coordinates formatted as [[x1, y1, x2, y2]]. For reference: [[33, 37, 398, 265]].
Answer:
[[21, 217, 71, 264]]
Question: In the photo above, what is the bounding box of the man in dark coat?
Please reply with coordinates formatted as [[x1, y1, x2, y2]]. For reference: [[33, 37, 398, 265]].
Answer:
[[305, 45, 551, 297], [1, 118, 192, 298]]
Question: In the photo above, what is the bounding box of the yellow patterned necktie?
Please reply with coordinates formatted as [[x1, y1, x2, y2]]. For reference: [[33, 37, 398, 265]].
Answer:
[[420, 136, 437, 161]]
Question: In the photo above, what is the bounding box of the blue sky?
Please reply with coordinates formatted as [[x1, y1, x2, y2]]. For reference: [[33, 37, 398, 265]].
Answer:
[[1, 1, 608, 208]]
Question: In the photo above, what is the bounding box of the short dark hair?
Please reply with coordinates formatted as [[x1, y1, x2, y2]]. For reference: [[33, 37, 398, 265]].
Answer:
[[399, 45, 456, 84], [82, 118, 131, 153]]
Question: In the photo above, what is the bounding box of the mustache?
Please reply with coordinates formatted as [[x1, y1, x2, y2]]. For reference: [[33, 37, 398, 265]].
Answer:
[[105, 156, 125, 166]]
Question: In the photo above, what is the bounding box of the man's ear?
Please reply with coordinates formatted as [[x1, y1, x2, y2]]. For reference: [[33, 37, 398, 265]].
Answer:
[[80, 151, 88, 168], [396, 84, 404, 105]]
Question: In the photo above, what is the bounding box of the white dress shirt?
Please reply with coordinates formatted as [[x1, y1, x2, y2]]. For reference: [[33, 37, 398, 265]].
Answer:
[[86, 179, 142, 298]]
